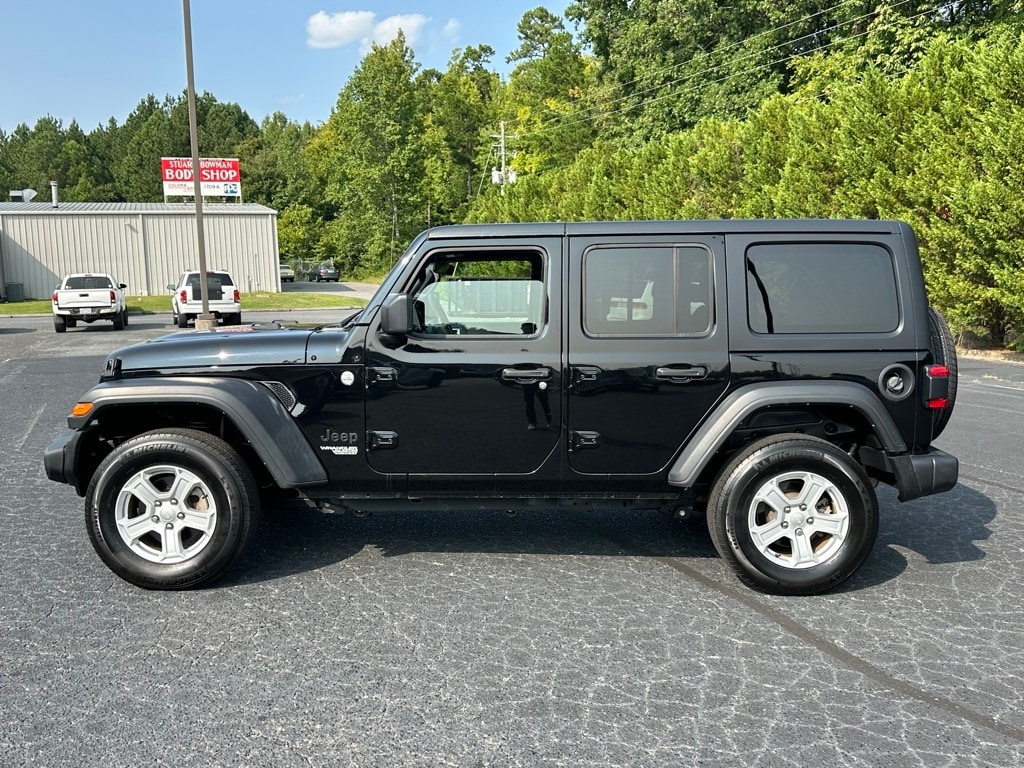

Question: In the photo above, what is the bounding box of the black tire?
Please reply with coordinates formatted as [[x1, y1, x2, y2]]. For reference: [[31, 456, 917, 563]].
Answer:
[[54, 315, 67, 333], [84, 429, 260, 590], [177, 311, 189, 329], [707, 435, 879, 595], [927, 307, 958, 438], [112, 311, 124, 330], [122, 309, 129, 327]]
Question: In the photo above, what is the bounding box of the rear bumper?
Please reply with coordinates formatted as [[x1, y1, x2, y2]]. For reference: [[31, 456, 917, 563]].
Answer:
[[179, 304, 240, 317], [55, 307, 119, 317], [891, 448, 959, 502]]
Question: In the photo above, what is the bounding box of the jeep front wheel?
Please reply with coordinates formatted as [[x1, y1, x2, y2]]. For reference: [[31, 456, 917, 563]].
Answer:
[[708, 435, 878, 595], [84, 429, 259, 590]]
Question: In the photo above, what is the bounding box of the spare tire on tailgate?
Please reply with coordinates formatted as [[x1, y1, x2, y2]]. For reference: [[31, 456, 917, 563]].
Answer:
[[927, 307, 958, 438]]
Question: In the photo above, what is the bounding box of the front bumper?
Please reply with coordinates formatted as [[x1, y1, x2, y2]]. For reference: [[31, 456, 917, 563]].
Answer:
[[890, 448, 959, 502], [44, 429, 82, 492]]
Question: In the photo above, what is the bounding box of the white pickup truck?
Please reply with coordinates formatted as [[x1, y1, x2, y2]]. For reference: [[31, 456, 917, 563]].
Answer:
[[52, 273, 128, 333]]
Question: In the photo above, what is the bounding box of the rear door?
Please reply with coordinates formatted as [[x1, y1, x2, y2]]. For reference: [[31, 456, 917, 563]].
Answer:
[[566, 233, 730, 484]]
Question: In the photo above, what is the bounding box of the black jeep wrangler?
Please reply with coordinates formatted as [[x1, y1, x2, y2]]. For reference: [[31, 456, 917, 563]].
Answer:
[[45, 220, 958, 594]]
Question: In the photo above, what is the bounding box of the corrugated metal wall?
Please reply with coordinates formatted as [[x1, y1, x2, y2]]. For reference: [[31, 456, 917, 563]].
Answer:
[[0, 206, 279, 299]]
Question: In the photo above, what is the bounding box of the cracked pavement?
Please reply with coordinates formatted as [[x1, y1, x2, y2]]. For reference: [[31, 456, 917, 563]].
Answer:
[[1, 314, 1022, 766]]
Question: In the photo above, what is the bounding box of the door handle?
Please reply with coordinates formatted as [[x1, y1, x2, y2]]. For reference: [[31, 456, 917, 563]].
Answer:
[[367, 367, 397, 386], [501, 368, 551, 382], [656, 366, 707, 381]]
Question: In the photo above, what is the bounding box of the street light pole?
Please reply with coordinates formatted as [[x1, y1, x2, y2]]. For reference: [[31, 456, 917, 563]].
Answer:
[[182, 0, 214, 330]]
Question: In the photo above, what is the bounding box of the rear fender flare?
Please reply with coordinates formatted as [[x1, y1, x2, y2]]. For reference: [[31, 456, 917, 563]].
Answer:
[[667, 381, 905, 488]]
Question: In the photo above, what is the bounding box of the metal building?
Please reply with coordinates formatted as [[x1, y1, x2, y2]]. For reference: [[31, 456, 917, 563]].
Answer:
[[0, 202, 279, 300]]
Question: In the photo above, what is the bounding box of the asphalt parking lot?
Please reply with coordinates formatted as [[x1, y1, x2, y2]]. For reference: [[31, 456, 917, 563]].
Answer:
[[1, 313, 1022, 767]]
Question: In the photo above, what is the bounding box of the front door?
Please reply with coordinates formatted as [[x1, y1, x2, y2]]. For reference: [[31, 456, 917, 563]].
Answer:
[[364, 237, 563, 494], [566, 234, 730, 482]]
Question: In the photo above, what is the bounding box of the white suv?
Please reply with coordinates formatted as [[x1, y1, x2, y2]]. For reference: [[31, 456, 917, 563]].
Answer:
[[169, 270, 241, 328]]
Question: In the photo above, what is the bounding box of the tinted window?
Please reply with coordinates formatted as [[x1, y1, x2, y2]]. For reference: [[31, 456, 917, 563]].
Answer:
[[66, 276, 114, 290], [746, 243, 898, 334], [187, 272, 233, 289], [583, 245, 712, 336]]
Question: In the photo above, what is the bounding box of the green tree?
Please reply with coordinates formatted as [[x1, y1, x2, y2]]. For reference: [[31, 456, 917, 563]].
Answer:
[[236, 112, 316, 212], [307, 33, 427, 276], [427, 46, 500, 201], [500, 6, 597, 175]]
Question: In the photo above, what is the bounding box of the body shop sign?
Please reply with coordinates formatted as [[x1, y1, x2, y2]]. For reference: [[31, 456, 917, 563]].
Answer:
[[161, 158, 241, 197]]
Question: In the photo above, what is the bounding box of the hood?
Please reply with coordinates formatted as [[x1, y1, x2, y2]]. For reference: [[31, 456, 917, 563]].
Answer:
[[104, 325, 340, 375]]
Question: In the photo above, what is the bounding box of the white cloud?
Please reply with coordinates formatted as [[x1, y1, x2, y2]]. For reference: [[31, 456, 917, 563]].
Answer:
[[306, 10, 432, 53], [442, 18, 461, 43], [364, 14, 430, 52], [306, 11, 376, 49]]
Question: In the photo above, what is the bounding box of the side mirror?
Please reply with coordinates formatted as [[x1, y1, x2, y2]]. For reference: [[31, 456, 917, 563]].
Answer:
[[166, 283, 176, 291], [119, 283, 127, 289], [380, 293, 412, 335]]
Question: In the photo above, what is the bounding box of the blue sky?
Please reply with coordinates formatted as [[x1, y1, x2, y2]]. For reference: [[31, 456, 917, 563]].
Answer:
[[0, 1, 570, 133]]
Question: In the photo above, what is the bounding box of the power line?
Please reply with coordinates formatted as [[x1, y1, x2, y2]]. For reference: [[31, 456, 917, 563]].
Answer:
[[539, 0, 923, 133], [575, 0, 865, 107], [525, 3, 937, 139]]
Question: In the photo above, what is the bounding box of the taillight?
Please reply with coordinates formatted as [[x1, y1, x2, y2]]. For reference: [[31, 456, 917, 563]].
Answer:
[[52, 291, 58, 302], [925, 364, 950, 409], [109, 290, 116, 303], [233, 289, 240, 303], [179, 289, 188, 304]]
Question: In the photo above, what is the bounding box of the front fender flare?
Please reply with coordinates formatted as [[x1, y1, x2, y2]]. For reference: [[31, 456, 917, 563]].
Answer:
[[70, 377, 328, 489], [667, 381, 906, 489]]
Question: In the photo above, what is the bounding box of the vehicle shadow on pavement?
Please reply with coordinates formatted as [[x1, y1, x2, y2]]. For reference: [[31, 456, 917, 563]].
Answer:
[[225, 504, 718, 587], [0, 326, 33, 334], [844, 483, 996, 591]]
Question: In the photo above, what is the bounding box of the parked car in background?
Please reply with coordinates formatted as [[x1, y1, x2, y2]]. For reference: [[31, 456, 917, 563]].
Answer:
[[169, 270, 241, 328], [52, 273, 128, 333], [279, 263, 295, 283], [308, 263, 339, 282]]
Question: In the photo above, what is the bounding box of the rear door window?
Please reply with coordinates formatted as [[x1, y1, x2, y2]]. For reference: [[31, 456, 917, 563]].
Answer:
[[583, 245, 713, 336]]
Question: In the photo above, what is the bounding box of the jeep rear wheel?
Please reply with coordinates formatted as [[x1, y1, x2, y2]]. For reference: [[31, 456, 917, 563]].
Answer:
[[708, 435, 878, 595], [84, 429, 259, 590]]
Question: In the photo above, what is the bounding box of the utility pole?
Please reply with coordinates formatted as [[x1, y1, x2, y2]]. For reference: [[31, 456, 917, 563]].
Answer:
[[182, 0, 214, 330], [499, 120, 507, 196], [490, 121, 518, 195]]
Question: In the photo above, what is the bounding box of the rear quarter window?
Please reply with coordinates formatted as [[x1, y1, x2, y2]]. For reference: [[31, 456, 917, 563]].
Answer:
[[746, 243, 899, 334]]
